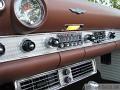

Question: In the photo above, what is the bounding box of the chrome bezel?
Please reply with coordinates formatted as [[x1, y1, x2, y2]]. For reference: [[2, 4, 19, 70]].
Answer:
[[14, 0, 45, 28], [0, 0, 5, 11]]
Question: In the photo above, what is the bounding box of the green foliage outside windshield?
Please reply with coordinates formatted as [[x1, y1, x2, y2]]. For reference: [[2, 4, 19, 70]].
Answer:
[[88, 0, 120, 9]]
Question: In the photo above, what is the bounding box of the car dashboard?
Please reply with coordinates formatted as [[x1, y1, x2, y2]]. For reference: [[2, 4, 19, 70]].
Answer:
[[0, 0, 120, 90]]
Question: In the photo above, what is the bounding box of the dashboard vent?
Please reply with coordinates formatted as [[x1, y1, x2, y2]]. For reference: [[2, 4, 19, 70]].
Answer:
[[18, 71, 60, 90], [71, 61, 94, 79]]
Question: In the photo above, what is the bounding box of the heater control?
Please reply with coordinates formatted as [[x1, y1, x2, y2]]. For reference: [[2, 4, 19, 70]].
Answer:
[[84, 31, 106, 43], [62, 69, 70, 75], [64, 76, 72, 84]]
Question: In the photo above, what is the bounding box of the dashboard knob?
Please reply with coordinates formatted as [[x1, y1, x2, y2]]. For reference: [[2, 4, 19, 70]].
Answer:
[[64, 76, 71, 84], [59, 43, 65, 48], [22, 40, 35, 52], [48, 37, 60, 47], [108, 32, 115, 39], [85, 34, 95, 42], [62, 69, 70, 75], [0, 43, 5, 56]]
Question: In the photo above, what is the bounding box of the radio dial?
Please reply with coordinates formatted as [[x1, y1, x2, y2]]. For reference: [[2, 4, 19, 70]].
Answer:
[[22, 40, 35, 52]]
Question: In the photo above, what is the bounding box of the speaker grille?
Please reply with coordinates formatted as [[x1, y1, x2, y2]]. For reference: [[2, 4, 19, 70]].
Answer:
[[71, 61, 94, 79], [18, 71, 60, 90]]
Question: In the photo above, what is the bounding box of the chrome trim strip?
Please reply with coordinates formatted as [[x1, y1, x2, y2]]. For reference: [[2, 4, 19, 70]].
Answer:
[[0, 30, 119, 63]]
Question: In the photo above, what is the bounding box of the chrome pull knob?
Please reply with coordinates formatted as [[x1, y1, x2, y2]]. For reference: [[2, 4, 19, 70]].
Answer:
[[22, 40, 35, 52], [0, 43, 5, 56], [48, 37, 60, 47]]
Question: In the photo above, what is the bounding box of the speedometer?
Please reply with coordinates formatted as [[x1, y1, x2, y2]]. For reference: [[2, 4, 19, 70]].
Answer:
[[14, 0, 45, 28]]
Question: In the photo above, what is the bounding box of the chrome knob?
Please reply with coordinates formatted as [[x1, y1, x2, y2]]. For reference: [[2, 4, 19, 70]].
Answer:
[[22, 40, 35, 52], [62, 69, 70, 75], [64, 76, 71, 84], [48, 37, 60, 47], [0, 43, 5, 56]]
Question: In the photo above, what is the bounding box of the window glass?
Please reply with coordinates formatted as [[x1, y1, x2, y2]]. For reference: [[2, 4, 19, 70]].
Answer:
[[88, 0, 120, 9]]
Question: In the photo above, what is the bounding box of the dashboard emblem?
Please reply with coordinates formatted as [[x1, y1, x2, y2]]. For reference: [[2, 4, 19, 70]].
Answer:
[[69, 8, 86, 14]]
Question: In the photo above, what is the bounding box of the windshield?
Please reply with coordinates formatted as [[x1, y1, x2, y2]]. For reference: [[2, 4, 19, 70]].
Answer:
[[88, 0, 120, 9]]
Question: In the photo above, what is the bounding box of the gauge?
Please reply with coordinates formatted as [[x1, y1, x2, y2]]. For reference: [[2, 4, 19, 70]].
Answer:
[[14, 0, 45, 28]]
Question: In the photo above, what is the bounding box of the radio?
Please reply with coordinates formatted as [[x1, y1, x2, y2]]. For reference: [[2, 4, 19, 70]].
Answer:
[[48, 32, 82, 48]]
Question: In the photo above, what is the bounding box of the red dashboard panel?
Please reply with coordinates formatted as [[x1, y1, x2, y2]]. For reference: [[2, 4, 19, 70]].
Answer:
[[0, 0, 120, 85], [84, 42, 116, 59], [0, 0, 120, 35], [0, 0, 13, 35], [0, 53, 60, 84], [59, 48, 85, 67], [0, 42, 118, 84], [40, 0, 120, 31], [115, 40, 120, 49]]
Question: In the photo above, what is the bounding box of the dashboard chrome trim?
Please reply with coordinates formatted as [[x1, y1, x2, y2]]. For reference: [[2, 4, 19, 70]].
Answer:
[[0, 30, 119, 63]]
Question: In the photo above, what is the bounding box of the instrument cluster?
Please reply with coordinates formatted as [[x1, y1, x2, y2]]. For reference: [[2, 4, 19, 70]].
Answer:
[[14, 0, 45, 28]]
